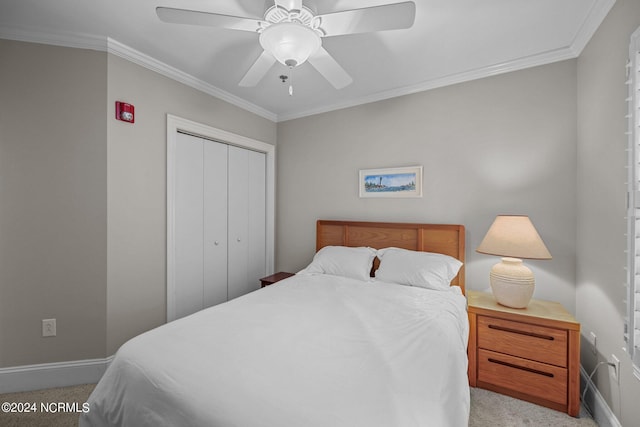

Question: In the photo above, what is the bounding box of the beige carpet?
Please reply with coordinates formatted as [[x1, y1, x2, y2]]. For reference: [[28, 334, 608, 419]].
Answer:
[[0, 384, 598, 426], [469, 387, 598, 427], [0, 383, 95, 427]]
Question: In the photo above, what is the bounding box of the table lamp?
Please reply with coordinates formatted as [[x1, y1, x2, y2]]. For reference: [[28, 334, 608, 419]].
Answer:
[[476, 215, 552, 308]]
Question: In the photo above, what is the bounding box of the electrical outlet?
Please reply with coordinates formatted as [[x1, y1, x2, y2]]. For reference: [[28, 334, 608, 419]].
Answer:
[[589, 332, 597, 355], [609, 354, 620, 384], [42, 319, 56, 337]]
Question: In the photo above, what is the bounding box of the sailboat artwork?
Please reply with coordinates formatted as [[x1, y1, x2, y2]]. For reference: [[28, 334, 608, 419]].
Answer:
[[359, 166, 423, 198]]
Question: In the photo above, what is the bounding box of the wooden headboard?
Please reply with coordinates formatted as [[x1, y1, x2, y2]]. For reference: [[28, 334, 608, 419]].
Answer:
[[316, 220, 466, 293]]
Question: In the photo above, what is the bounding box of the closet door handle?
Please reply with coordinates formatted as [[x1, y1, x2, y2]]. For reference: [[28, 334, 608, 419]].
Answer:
[[236, 238, 241, 242], [214, 241, 220, 246]]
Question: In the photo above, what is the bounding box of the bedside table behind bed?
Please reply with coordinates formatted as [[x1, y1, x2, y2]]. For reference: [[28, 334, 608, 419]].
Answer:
[[260, 272, 295, 288]]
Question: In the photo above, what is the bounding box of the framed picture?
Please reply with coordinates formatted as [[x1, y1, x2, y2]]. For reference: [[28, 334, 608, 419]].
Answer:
[[359, 166, 423, 198]]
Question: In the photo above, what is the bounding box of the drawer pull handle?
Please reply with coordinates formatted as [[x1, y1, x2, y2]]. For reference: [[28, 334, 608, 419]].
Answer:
[[488, 324, 554, 341], [488, 358, 554, 378]]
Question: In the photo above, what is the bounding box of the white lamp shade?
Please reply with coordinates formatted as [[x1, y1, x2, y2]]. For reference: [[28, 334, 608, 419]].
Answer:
[[260, 22, 321, 67], [476, 215, 551, 260]]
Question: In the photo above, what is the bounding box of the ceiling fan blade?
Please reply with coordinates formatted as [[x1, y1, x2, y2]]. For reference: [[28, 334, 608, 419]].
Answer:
[[238, 51, 277, 87], [317, 1, 416, 37], [156, 7, 264, 32], [307, 47, 352, 89]]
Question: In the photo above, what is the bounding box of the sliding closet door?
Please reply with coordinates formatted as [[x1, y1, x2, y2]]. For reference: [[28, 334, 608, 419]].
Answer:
[[203, 140, 228, 307], [227, 146, 266, 300], [174, 132, 205, 319]]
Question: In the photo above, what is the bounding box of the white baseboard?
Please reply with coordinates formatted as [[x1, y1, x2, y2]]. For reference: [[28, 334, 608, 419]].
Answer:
[[580, 366, 622, 427], [0, 357, 112, 394]]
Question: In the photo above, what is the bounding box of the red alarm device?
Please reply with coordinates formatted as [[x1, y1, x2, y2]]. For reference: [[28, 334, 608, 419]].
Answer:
[[115, 101, 135, 123]]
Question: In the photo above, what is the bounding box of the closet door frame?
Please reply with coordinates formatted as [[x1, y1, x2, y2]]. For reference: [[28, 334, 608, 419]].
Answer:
[[166, 114, 275, 322]]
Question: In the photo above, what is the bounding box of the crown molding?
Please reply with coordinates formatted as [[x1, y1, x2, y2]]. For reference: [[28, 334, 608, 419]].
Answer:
[[0, 26, 276, 122], [106, 39, 277, 122], [570, 0, 616, 56], [1, 0, 614, 123], [277, 0, 615, 122], [0, 25, 106, 51], [277, 46, 577, 122]]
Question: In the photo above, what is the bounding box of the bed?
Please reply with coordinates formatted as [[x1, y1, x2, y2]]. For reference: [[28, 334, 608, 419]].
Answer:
[[80, 220, 469, 427]]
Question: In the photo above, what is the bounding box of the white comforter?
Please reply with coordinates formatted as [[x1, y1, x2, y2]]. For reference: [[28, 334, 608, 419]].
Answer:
[[80, 274, 469, 427]]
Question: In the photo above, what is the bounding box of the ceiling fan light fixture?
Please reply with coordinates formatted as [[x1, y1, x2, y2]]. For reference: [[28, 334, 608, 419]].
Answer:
[[259, 22, 321, 68]]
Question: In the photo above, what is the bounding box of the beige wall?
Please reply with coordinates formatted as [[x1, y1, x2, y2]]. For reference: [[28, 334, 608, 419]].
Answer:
[[0, 39, 277, 367], [106, 55, 276, 354], [576, 0, 640, 425], [0, 40, 107, 366], [277, 59, 578, 312]]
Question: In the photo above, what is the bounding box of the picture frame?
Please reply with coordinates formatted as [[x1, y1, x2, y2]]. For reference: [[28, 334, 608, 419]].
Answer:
[[359, 166, 423, 198]]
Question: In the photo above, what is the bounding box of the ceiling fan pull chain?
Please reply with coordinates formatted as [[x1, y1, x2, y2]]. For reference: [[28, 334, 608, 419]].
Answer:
[[289, 65, 294, 96]]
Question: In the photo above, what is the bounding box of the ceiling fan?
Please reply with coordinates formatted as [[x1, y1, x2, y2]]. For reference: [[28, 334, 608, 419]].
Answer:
[[156, 0, 416, 91]]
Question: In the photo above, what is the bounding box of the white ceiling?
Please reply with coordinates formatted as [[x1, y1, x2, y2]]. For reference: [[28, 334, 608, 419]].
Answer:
[[0, 0, 615, 122]]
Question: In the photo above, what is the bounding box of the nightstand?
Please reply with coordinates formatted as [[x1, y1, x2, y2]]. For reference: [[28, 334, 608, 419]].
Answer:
[[467, 290, 580, 417], [260, 272, 295, 288]]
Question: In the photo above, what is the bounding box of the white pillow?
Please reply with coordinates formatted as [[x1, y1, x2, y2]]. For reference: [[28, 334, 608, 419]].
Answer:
[[298, 246, 377, 281], [375, 247, 463, 290]]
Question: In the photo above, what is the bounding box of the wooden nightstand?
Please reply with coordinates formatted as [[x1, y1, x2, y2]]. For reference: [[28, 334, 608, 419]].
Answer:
[[467, 290, 581, 417], [260, 272, 295, 288]]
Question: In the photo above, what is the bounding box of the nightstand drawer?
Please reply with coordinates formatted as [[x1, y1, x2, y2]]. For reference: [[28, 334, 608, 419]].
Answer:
[[478, 349, 567, 405], [478, 315, 567, 367]]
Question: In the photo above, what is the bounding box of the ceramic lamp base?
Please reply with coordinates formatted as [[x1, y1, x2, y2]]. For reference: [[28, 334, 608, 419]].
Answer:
[[489, 257, 535, 308]]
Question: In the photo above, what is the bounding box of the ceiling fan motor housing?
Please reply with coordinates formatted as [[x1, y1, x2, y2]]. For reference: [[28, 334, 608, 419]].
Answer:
[[259, 21, 321, 67]]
